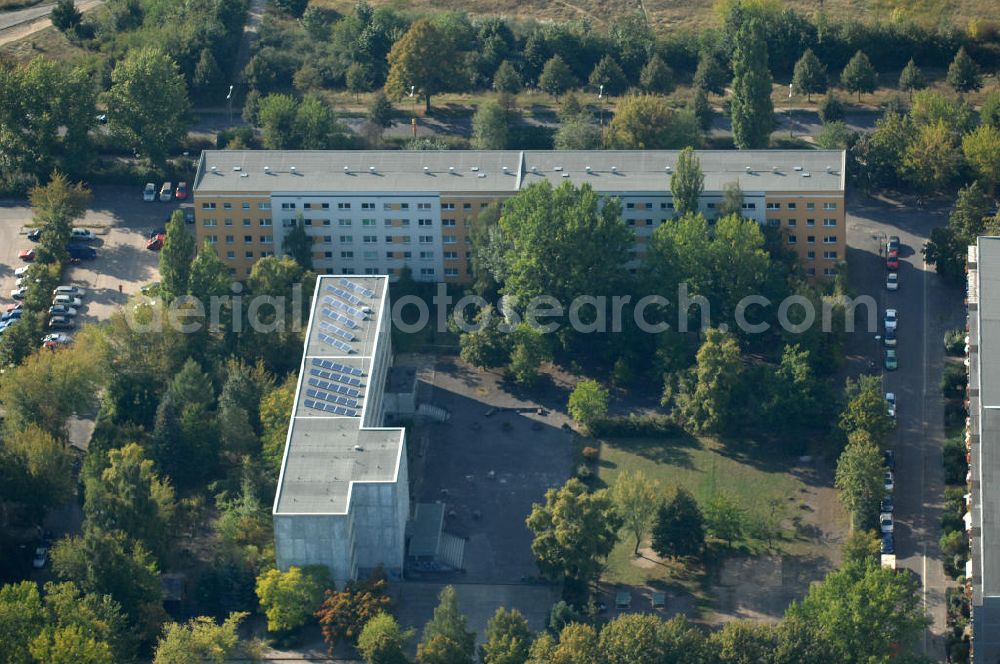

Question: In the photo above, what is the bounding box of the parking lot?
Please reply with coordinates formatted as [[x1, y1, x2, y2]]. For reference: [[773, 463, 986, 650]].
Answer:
[[0, 185, 177, 330]]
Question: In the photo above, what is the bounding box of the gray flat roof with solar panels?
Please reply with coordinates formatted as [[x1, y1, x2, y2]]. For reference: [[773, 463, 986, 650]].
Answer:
[[194, 150, 846, 195], [273, 275, 404, 515]]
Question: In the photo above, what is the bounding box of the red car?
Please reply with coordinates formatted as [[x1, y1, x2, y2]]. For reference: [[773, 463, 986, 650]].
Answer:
[[886, 250, 899, 270], [146, 234, 165, 251], [18, 248, 35, 261], [174, 182, 187, 200]]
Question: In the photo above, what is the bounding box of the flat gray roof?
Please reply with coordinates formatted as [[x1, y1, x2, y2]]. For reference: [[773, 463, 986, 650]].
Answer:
[[976, 238, 1000, 596], [274, 275, 404, 515], [195, 150, 846, 196]]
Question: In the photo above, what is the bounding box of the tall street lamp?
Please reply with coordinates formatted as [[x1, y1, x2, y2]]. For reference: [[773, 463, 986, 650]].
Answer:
[[598, 84, 605, 139], [226, 84, 234, 126]]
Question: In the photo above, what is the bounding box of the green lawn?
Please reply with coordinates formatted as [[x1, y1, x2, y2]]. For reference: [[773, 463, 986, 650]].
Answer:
[[597, 435, 814, 587]]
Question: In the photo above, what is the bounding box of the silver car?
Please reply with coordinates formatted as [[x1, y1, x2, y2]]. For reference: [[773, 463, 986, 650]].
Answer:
[[52, 295, 82, 308], [53, 286, 86, 298]]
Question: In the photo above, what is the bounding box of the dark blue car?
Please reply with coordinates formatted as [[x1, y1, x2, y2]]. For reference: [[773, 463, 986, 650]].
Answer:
[[66, 243, 96, 260]]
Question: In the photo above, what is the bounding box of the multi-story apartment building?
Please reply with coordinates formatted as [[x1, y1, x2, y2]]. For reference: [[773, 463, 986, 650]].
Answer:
[[967, 238, 1000, 661], [192, 149, 846, 281], [272, 274, 409, 586]]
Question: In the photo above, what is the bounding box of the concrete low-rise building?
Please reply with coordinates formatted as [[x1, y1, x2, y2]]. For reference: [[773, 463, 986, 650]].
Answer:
[[272, 274, 408, 586]]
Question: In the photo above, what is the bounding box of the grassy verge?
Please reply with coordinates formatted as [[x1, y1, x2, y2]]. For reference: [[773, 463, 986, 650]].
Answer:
[[596, 435, 815, 587]]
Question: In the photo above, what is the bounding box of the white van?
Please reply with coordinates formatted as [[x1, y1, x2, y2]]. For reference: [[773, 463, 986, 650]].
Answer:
[[159, 182, 173, 202]]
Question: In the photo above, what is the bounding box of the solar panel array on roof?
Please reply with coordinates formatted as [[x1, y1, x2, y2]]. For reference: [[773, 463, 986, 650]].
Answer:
[[340, 278, 375, 298], [318, 320, 356, 342], [324, 296, 368, 321], [312, 358, 364, 377], [321, 307, 359, 329], [309, 369, 361, 397], [326, 284, 364, 307], [303, 399, 358, 417], [306, 383, 360, 408], [318, 333, 354, 354]]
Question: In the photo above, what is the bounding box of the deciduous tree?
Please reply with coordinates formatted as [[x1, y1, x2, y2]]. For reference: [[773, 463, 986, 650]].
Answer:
[[704, 492, 744, 546], [639, 55, 675, 95], [839, 375, 894, 442], [480, 607, 533, 664], [610, 469, 660, 555], [357, 613, 412, 664], [902, 120, 961, 194], [834, 430, 885, 530], [472, 101, 510, 150], [538, 56, 576, 100], [160, 209, 195, 301], [567, 379, 609, 430], [898, 58, 926, 99], [652, 487, 705, 558], [792, 49, 827, 101], [282, 213, 313, 270], [493, 60, 523, 96], [607, 95, 700, 149], [588, 55, 627, 96], [840, 51, 877, 102], [255, 566, 330, 634], [416, 586, 474, 664], [385, 19, 460, 112], [946, 47, 982, 93], [315, 572, 392, 652], [693, 52, 727, 95], [670, 147, 704, 216], [730, 19, 774, 148], [152, 613, 248, 664], [962, 124, 1000, 193]]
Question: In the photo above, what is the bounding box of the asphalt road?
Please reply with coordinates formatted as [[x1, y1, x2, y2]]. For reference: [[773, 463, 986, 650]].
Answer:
[[0, 0, 103, 46], [846, 192, 964, 659]]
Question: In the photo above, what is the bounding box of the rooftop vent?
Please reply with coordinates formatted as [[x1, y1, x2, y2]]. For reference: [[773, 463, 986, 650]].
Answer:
[[233, 166, 241, 172], [531, 166, 538, 173], [611, 166, 618, 173], [772, 166, 778, 173], [502, 166, 509, 173], [369, 166, 376, 173], [240, 173, 249, 178], [561, 173, 570, 178], [477, 173, 486, 178], [344, 166, 350, 173], [794, 165, 803, 171], [554, 166, 563, 172], [745, 166, 752, 173], [289, 166, 297, 173], [471, 166, 480, 172], [449, 166, 455, 173], [802, 172, 811, 177], [585, 166, 592, 172], [210, 166, 218, 172], [353, 445, 363, 452], [825, 165, 832, 173], [423, 166, 430, 173], [263, 166, 270, 173], [665, 166, 672, 172]]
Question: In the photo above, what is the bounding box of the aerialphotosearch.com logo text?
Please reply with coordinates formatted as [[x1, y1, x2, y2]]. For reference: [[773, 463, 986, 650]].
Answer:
[[123, 282, 879, 336]]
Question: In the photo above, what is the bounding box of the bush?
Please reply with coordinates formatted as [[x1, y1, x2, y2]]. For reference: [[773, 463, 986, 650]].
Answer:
[[941, 363, 967, 399], [944, 328, 966, 356], [588, 415, 681, 438], [818, 93, 846, 123], [945, 400, 968, 432], [943, 436, 968, 485]]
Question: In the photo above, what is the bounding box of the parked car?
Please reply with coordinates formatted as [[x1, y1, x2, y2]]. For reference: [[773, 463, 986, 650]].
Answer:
[[887, 235, 900, 254], [14, 266, 30, 277], [884, 450, 895, 472], [885, 349, 898, 371], [886, 272, 898, 291], [880, 513, 894, 533], [26, 228, 41, 241], [42, 333, 73, 348], [884, 327, 897, 347], [880, 496, 894, 514], [182, 205, 195, 223], [886, 393, 896, 419], [881, 533, 895, 554], [48, 305, 78, 317], [52, 295, 82, 308], [884, 309, 898, 331], [159, 182, 173, 202], [18, 248, 35, 261], [175, 182, 188, 200], [146, 234, 165, 251], [5, 302, 22, 313], [66, 244, 96, 260], [149, 227, 166, 239], [9, 287, 27, 300], [143, 183, 156, 202], [32, 546, 47, 569], [1, 309, 22, 322], [884, 470, 895, 492], [70, 228, 96, 242], [886, 250, 899, 270], [53, 286, 86, 298], [48, 316, 74, 330], [96, 113, 107, 124]]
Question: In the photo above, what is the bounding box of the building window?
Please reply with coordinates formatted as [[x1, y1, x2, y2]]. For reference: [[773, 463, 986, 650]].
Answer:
[[824, 218, 837, 227], [337, 202, 351, 209], [787, 219, 796, 228], [282, 218, 296, 227], [261, 236, 273, 244], [806, 218, 815, 227], [807, 235, 815, 244], [243, 218, 251, 227], [245, 251, 253, 258], [805, 202, 815, 210], [203, 219, 217, 227], [280, 202, 295, 210], [807, 267, 816, 276], [384, 236, 394, 243], [363, 235, 377, 244], [223, 202, 232, 210], [304, 203, 313, 209], [399, 236, 410, 244], [443, 235, 456, 244], [824, 268, 836, 276], [418, 202, 432, 209], [788, 235, 797, 244], [767, 218, 779, 227], [340, 235, 352, 243], [402, 251, 411, 258], [766, 202, 780, 210], [207, 235, 217, 243], [463, 203, 472, 210], [420, 251, 434, 260], [626, 202, 635, 209], [262, 251, 274, 257], [442, 203, 455, 210], [202, 202, 216, 210], [400, 203, 409, 209], [343, 268, 355, 274], [321, 219, 331, 226], [707, 202, 716, 209], [741, 202, 756, 210], [787, 202, 797, 210], [442, 219, 456, 226], [361, 202, 375, 209], [321, 203, 330, 209], [824, 251, 838, 260], [824, 202, 837, 210], [419, 235, 433, 244], [445, 268, 459, 277], [226, 250, 235, 259], [383, 203, 393, 211], [242, 202, 250, 210], [341, 251, 354, 259], [324, 251, 333, 258], [362, 219, 376, 226], [386, 251, 394, 259], [420, 268, 435, 276], [363, 268, 377, 275], [418, 219, 433, 226], [244, 235, 253, 243], [363, 250, 377, 260], [225, 235, 234, 244], [823, 235, 837, 244], [807, 251, 815, 260], [444, 251, 457, 259], [322, 236, 332, 244], [339, 219, 352, 226], [259, 219, 272, 227]]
